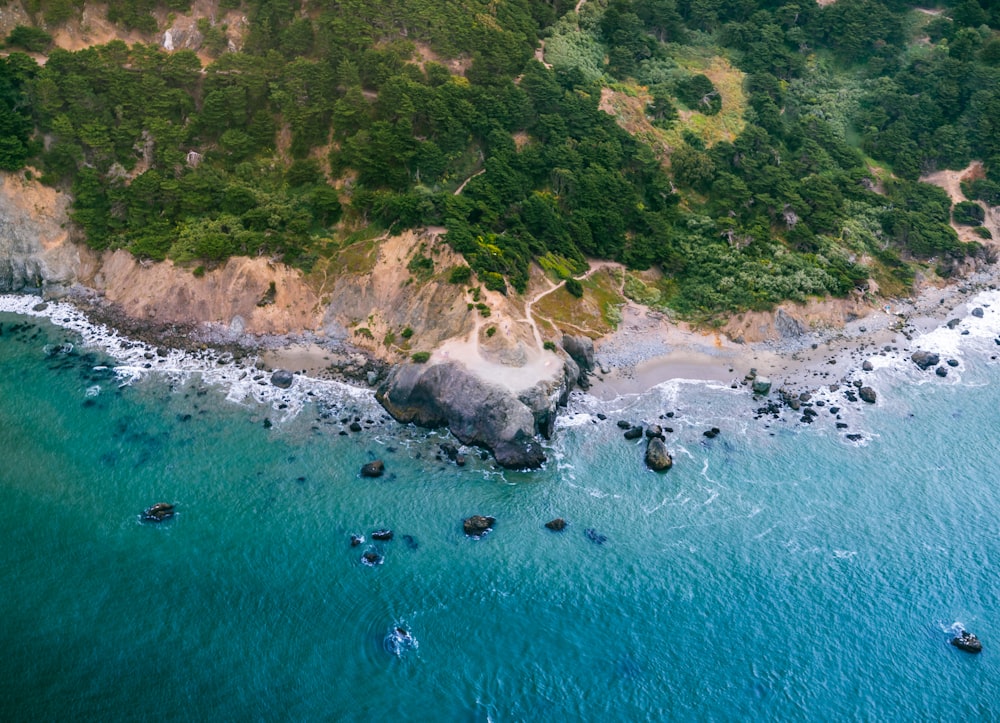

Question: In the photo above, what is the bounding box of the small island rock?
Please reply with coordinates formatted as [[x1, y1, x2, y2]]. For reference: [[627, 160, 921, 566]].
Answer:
[[544, 518, 567, 531], [463, 515, 495, 538], [361, 460, 385, 477], [142, 502, 175, 522], [645, 437, 673, 472], [951, 630, 982, 653], [371, 529, 394, 541]]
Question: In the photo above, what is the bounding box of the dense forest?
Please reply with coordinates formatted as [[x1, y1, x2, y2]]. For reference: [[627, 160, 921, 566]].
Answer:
[[1, 0, 998, 315]]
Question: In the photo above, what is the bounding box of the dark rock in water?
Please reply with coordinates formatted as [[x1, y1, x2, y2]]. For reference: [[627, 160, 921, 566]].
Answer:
[[585, 528, 607, 545], [623, 426, 644, 440], [350, 534, 364, 547], [402, 534, 419, 550], [270, 369, 294, 389], [361, 549, 383, 566], [596, 413, 607, 420], [384, 626, 416, 656], [349, 421, 363, 432], [440, 443, 460, 461], [911, 351, 940, 370], [463, 515, 495, 538], [360, 460, 385, 478], [752, 376, 772, 395], [836, 422, 848, 429], [800, 415, 813, 424], [371, 528, 393, 541], [859, 387, 877, 404], [862, 360, 874, 372], [946, 318, 961, 329], [646, 424, 663, 439], [846, 434, 864, 442], [455, 454, 466, 467], [32, 302, 48, 312], [142, 502, 175, 522], [645, 437, 673, 472], [703, 427, 720, 439], [972, 307, 984, 318], [951, 630, 982, 653], [947, 359, 959, 367], [616, 420, 633, 429], [545, 517, 567, 531], [935, 366, 948, 378], [262, 418, 272, 429]]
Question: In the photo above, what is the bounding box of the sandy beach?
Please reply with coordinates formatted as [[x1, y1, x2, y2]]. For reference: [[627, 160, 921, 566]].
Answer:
[[587, 271, 1000, 401]]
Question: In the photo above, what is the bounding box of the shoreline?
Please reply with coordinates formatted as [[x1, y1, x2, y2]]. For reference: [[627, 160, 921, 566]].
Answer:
[[4, 264, 999, 423], [587, 271, 1000, 402]]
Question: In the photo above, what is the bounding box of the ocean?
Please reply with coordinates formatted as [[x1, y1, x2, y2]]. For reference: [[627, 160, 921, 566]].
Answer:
[[1, 294, 998, 721]]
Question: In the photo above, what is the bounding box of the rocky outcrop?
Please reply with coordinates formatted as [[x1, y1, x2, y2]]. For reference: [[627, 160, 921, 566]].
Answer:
[[0, 173, 79, 294], [911, 350, 940, 370], [376, 360, 576, 469], [562, 334, 594, 388], [951, 630, 982, 653], [775, 308, 808, 338], [463, 515, 495, 537], [142, 502, 175, 522], [645, 438, 673, 471], [360, 460, 385, 478]]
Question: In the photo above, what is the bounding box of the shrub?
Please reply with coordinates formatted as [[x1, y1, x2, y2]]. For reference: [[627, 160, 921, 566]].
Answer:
[[448, 265, 472, 284], [411, 351, 431, 363], [354, 327, 374, 339], [973, 226, 992, 239], [565, 277, 583, 298], [6, 25, 53, 53], [475, 303, 491, 317], [192, 265, 206, 277], [953, 201, 985, 226], [486, 326, 496, 337], [543, 340, 556, 351], [401, 326, 413, 339]]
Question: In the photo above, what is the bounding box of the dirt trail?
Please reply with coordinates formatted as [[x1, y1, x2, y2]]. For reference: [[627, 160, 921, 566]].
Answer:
[[921, 161, 1000, 247]]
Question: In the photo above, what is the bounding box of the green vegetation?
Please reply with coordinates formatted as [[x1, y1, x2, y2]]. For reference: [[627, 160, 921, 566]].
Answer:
[[2, 0, 998, 317], [953, 201, 985, 226], [411, 351, 431, 363]]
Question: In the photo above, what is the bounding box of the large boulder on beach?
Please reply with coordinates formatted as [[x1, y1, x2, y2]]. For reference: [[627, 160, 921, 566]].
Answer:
[[911, 351, 940, 370], [752, 376, 772, 395], [645, 438, 673, 471], [270, 369, 294, 388], [376, 360, 568, 469]]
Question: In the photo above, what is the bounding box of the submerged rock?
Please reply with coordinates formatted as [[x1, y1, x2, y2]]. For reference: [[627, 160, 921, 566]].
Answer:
[[463, 515, 495, 538], [623, 426, 644, 440], [141, 502, 175, 522], [361, 549, 383, 566], [360, 459, 385, 478], [585, 528, 607, 545], [645, 437, 673, 472], [544, 517, 567, 531]]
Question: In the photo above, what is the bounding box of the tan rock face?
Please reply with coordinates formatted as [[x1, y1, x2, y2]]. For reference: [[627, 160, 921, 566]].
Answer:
[[0, 172, 79, 292], [80, 250, 323, 335]]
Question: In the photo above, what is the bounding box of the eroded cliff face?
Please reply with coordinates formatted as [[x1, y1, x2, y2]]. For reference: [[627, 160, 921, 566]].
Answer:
[[78, 249, 324, 336], [0, 172, 80, 293]]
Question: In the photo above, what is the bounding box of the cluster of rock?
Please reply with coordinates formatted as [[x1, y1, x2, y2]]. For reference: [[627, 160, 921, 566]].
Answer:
[[375, 334, 596, 469], [141, 502, 175, 522]]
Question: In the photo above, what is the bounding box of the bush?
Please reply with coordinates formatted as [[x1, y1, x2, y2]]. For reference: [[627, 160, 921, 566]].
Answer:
[[411, 351, 431, 363], [448, 265, 472, 284], [953, 201, 985, 226], [565, 277, 583, 297], [543, 340, 556, 351], [6, 26, 53, 53], [486, 326, 496, 337], [401, 326, 413, 339], [973, 226, 992, 239]]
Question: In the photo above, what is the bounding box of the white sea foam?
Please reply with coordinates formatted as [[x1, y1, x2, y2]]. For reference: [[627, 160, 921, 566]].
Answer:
[[0, 294, 381, 422]]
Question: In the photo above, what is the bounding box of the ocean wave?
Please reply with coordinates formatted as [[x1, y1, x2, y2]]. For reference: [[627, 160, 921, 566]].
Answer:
[[0, 294, 381, 422]]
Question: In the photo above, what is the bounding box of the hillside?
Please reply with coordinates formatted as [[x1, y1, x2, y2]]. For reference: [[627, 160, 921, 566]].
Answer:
[[1, 0, 999, 341]]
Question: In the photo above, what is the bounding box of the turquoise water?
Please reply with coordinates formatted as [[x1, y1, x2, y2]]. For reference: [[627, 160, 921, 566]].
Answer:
[[1, 301, 999, 721]]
